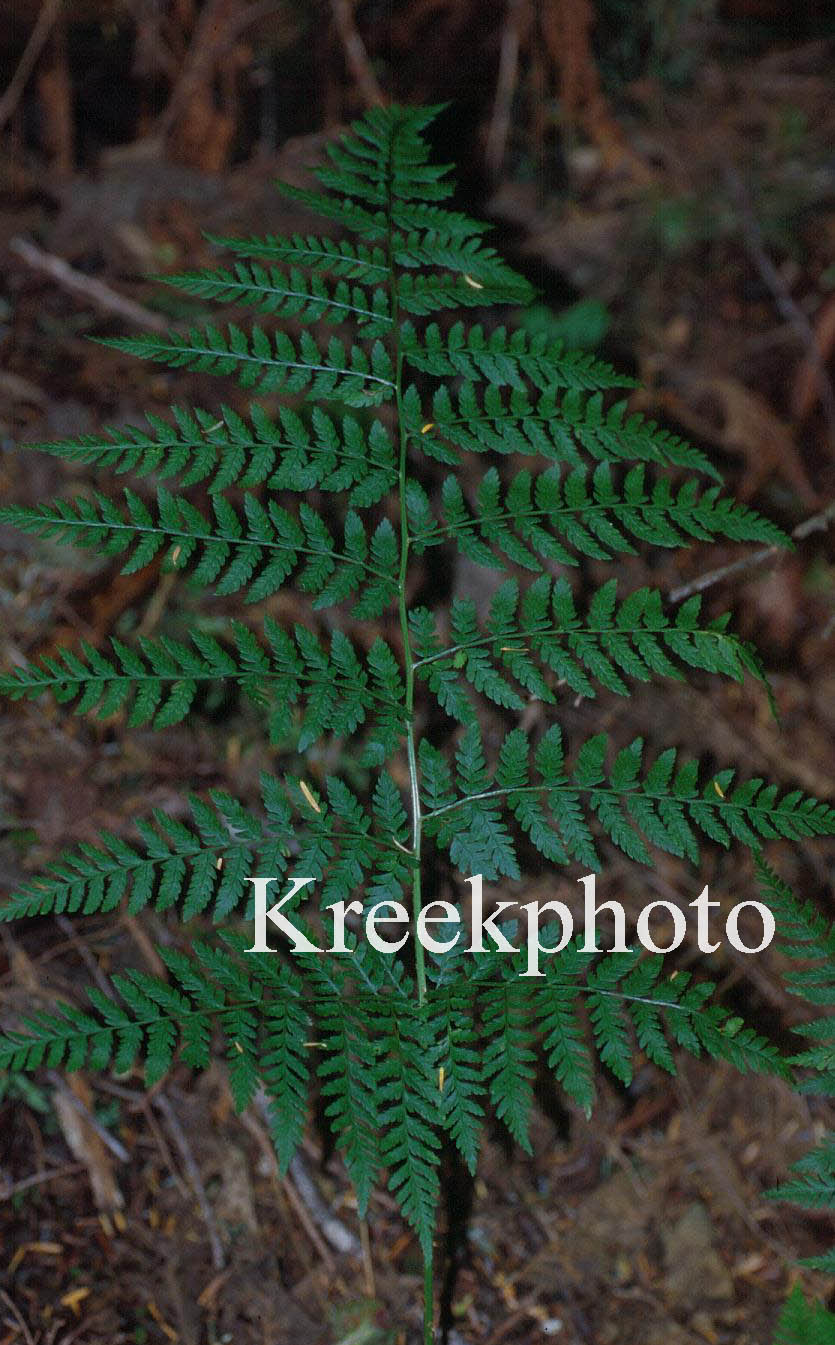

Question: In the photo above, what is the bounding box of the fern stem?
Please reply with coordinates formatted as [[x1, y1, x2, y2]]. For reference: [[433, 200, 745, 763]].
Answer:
[[423, 1246, 435, 1344], [388, 125, 427, 1013], [385, 123, 435, 1343], [422, 780, 790, 822], [412, 623, 744, 669], [395, 320, 427, 1009], [0, 507, 394, 582]]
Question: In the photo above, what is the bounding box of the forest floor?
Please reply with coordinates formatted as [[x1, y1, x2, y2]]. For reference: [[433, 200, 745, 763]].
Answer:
[[1, 23, 835, 1345]]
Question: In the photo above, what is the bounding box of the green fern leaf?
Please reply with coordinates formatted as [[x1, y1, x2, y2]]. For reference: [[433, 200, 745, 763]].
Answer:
[[480, 980, 536, 1152], [101, 325, 395, 407], [773, 1286, 835, 1345], [376, 1001, 441, 1254], [410, 465, 788, 572]]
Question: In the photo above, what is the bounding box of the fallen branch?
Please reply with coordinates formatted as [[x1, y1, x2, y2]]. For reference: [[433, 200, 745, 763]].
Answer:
[[287, 1151, 360, 1256], [486, 0, 527, 179], [669, 498, 835, 603], [0, 1162, 84, 1202], [155, 0, 290, 141], [330, 0, 385, 108], [50, 1073, 125, 1212], [0, 1291, 35, 1345], [8, 236, 168, 332], [0, 0, 64, 136]]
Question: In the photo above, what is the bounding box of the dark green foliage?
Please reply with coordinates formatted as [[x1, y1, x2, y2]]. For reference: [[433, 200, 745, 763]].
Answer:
[[0, 619, 405, 755], [0, 934, 786, 1255], [25, 404, 397, 503], [768, 1136, 835, 1275], [411, 578, 766, 712], [773, 1287, 835, 1345], [101, 326, 397, 407], [422, 725, 834, 879], [760, 860, 835, 1298], [408, 464, 787, 572], [0, 104, 832, 1271]]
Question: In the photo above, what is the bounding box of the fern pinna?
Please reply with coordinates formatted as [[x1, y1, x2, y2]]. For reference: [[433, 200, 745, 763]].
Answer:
[[758, 860, 835, 1342], [1, 105, 833, 1340]]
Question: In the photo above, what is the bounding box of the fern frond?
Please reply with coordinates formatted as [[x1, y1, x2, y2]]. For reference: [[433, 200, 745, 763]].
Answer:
[[204, 230, 390, 279], [430, 983, 485, 1172], [0, 772, 409, 924], [276, 105, 488, 245], [312, 965, 380, 1212], [480, 979, 537, 1152], [0, 939, 259, 1082], [100, 325, 395, 407], [402, 321, 629, 392], [521, 943, 783, 1111], [24, 403, 396, 505], [408, 465, 788, 572], [767, 1135, 835, 1214], [758, 860, 835, 1283], [256, 963, 311, 1170], [4, 102, 834, 1297], [755, 857, 835, 1002], [0, 619, 405, 755], [410, 577, 765, 716], [160, 263, 392, 336], [317, 103, 455, 206], [773, 1285, 835, 1343], [755, 859, 835, 1087], [376, 1001, 441, 1255], [164, 259, 530, 328], [413, 383, 722, 478], [393, 236, 532, 292], [422, 724, 835, 879], [208, 230, 532, 303], [0, 489, 399, 613]]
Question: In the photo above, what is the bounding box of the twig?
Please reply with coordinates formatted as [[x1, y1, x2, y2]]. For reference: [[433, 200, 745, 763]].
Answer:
[[281, 1162, 336, 1269], [122, 913, 169, 978], [330, 0, 385, 108], [94, 1078, 190, 1196], [669, 498, 835, 603], [288, 1152, 360, 1255], [47, 1072, 130, 1163], [237, 1106, 333, 1266], [0, 1291, 35, 1345], [0, 0, 63, 135], [8, 236, 168, 332], [484, 1301, 539, 1345], [54, 915, 113, 999], [0, 1162, 84, 1201], [486, 0, 526, 179], [723, 161, 835, 444], [253, 1088, 359, 1257], [154, 1093, 225, 1271]]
